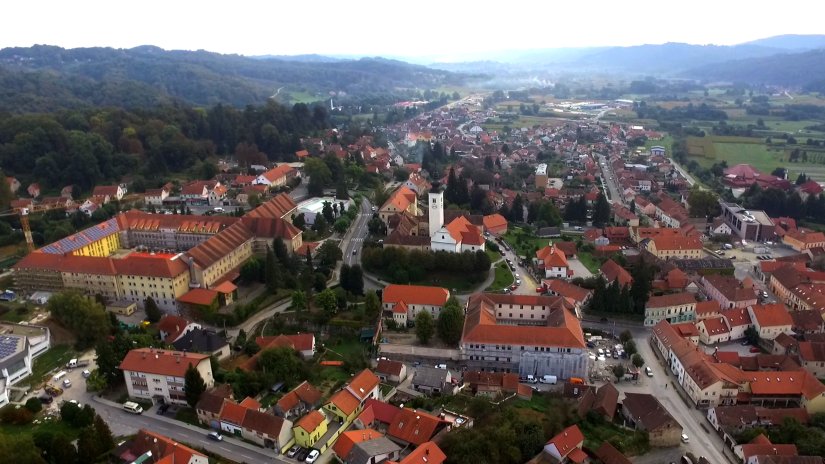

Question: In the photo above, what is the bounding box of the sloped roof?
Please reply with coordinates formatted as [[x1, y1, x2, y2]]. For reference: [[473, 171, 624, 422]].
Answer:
[[546, 425, 585, 459], [382, 284, 449, 307], [277, 381, 322, 412], [245, 193, 298, 220], [594, 442, 632, 464], [119, 348, 209, 377], [347, 369, 380, 400], [376, 359, 405, 377], [600, 259, 633, 287], [220, 400, 248, 425], [172, 329, 228, 353], [333, 429, 384, 460], [242, 408, 286, 437], [294, 410, 326, 433], [398, 442, 446, 464], [360, 399, 401, 425], [157, 315, 193, 342], [387, 408, 445, 446], [622, 392, 680, 431], [178, 288, 219, 306], [381, 186, 417, 212], [646, 292, 695, 309], [482, 213, 508, 232], [750, 303, 793, 328], [329, 389, 361, 416], [186, 221, 254, 268]]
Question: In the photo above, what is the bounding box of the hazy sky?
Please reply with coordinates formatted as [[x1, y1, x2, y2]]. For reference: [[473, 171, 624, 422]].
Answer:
[[4, 0, 822, 59]]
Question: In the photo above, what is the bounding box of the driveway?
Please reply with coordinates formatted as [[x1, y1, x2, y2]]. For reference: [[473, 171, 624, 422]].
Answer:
[[568, 257, 593, 279]]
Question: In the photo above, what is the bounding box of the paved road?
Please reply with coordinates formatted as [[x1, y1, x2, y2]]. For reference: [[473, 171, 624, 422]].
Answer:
[[669, 157, 699, 188], [343, 198, 372, 266], [597, 154, 623, 205]]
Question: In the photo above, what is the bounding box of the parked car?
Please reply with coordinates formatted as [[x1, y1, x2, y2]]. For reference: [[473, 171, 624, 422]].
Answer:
[[81, 369, 91, 378], [645, 367, 653, 377], [749, 346, 761, 353], [62, 379, 72, 388], [295, 448, 310, 461], [305, 450, 320, 464], [681, 433, 690, 443], [287, 446, 301, 458], [207, 431, 223, 441]]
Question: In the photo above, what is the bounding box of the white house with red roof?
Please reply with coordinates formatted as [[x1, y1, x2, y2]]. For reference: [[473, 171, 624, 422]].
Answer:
[[535, 244, 571, 278], [382, 284, 450, 324], [157, 314, 201, 343], [543, 425, 587, 463], [119, 348, 213, 405], [253, 164, 297, 188]]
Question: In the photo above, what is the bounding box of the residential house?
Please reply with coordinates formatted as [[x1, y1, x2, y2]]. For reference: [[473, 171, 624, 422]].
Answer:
[[379, 186, 419, 224], [734, 434, 798, 464], [403, 172, 432, 196], [396, 442, 446, 464], [797, 342, 825, 379], [347, 437, 402, 464], [621, 392, 683, 447], [324, 369, 381, 424], [241, 408, 293, 451], [375, 359, 407, 384], [710, 218, 732, 236], [256, 333, 316, 359], [783, 229, 825, 252], [701, 275, 758, 309], [721, 308, 754, 341], [253, 165, 296, 188], [600, 259, 633, 288], [748, 303, 794, 341], [27, 183, 40, 198], [411, 366, 455, 395], [577, 383, 619, 420], [114, 429, 208, 464], [386, 408, 446, 447], [157, 314, 201, 343], [535, 245, 571, 279], [482, 213, 508, 236], [644, 292, 697, 327], [697, 317, 732, 345], [5, 177, 19, 194], [119, 348, 214, 405], [292, 410, 329, 448], [275, 381, 322, 419], [543, 279, 592, 318], [463, 371, 532, 400], [382, 284, 450, 326], [172, 329, 230, 361], [645, 235, 703, 260], [92, 184, 126, 201], [208, 185, 228, 206], [593, 442, 632, 464], [695, 300, 722, 321], [195, 384, 233, 428], [353, 399, 402, 432], [144, 188, 169, 206], [543, 424, 587, 464]]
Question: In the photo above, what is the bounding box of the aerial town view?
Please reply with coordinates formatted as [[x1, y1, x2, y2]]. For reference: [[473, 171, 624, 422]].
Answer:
[[2, 2, 825, 464]]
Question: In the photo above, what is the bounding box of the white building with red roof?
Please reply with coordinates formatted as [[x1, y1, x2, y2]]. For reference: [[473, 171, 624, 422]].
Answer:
[[119, 348, 213, 405], [461, 293, 587, 380], [429, 190, 485, 253], [543, 425, 587, 464], [535, 244, 571, 278], [381, 284, 450, 325]]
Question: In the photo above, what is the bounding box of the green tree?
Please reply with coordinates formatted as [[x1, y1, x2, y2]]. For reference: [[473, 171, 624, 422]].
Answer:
[[47, 291, 111, 349], [257, 346, 303, 384], [364, 291, 381, 319], [744, 326, 760, 346], [94, 337, 120, 387], [437, 297, 465, 346], [184, 363, 207, 408], [264, 246, 280, 293], [612, 364, 626, 381], [92, 414, 115, 455], [592, 192, 611, 227], [630, 256, 653, 314], [334, 217, 350, 233], [24, 397, 42, 413], [316, 288, 338, 316], [291, 290, 307, 310], [322, 201, 334, 223], [415, 311, 434, 344], [509, 194, 524, 222], [619, 330, 633, 344], [687, 188, 720, 218], [0, 171, 13, 211], [240, 257, 263, 283], [293, 213, 306, 229], [631, 353, 645, 369], [313, 215, 328, 234], [144, 296, 162, 323], [305, 158, 332, 196], [317, 240, 343, 267], [0, 434, 46, 464], [348, 265, 364, 296], [76, 426, 102, 464]]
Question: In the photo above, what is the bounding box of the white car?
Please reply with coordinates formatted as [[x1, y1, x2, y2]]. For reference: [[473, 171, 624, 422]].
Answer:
[[681, 433, 689, 443], [62, 379, 72, 388], [305, 450, 320, 464]]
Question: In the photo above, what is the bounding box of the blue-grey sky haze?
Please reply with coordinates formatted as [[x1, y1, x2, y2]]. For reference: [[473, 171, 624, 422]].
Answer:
[[4, 0, 822, 60]]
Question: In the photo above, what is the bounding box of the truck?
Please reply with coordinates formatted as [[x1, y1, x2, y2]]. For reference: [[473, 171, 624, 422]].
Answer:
[[540, 375, 557, 384], [66, 358, 90, 369]]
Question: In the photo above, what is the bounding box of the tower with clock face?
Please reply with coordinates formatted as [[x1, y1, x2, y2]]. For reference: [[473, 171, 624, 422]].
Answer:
[[428, 190, 444, 238]]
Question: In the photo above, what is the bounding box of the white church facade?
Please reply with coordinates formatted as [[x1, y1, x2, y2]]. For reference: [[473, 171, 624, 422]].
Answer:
[[429, 191, 485, 253]]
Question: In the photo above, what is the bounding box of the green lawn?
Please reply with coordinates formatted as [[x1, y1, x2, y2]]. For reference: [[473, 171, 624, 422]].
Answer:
[[576, 251, 602, 274], [644, 135, 674, 155], [31, 345, 76, 383], [486, 263, 514, 292], [502, 227, 552, 258], [0, 303, 34, 323], [0, 413, 80, 439], [486, 248, 502, 263]]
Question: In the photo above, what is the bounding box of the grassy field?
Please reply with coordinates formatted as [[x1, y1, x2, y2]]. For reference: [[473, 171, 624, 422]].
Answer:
[[502, 227, 552, 258], [485, 263, 514, 292], [578, 418, 650, 456], [31, 344, 75, 383], [576, 251, 601, 274], [644, 135, 674, 155]]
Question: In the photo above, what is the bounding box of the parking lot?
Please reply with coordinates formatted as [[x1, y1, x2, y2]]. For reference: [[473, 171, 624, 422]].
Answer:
[[584, 334, 639, 383]]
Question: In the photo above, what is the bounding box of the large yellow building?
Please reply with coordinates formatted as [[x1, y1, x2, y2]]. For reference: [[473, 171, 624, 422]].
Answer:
[[14, 193, 302, 312], [645, 235, 703, 260]]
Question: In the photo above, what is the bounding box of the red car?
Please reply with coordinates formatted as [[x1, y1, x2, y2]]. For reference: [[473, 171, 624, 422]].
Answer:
[[536, 287, 544, 293], [749, 347, 761, 353]]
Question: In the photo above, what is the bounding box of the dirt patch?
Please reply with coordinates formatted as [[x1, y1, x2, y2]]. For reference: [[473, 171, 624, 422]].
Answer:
[[42, 318, 77, 345]]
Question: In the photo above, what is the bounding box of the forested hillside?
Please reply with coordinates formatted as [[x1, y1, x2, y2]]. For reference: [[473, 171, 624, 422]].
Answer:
[[684, 49, 825, 90], [0, 101, 331, 194], [0, 45, 464, 111]]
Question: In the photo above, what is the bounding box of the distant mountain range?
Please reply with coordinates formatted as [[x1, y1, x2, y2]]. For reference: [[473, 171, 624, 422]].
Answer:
[[0, 45, 463, 112]]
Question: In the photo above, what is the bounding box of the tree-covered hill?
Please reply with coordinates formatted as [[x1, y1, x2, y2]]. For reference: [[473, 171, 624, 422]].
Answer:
[[0, 45, 464, 112]]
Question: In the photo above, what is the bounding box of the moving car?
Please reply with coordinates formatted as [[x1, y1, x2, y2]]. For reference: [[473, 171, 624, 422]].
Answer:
[[207, 431, 223, 441], [681, 433, 690, 443]]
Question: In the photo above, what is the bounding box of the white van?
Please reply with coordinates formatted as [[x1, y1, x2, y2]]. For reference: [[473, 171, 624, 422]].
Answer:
[[540, 375, 557, 384], [123, 401, 144, 414], [53, 370, 67, 382], [213, 207, 225, 213]]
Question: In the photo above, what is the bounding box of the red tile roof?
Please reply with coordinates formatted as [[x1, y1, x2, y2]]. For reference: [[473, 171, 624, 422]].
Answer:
[[382, 284, 449, 307], [722, 308, 752, 327], [220, 400, 248, 425], [347, 369, 380, 400], [360, 399, 401, 425], [546, 425, 585, 459], [333, 429, 383, 459], [462, 293, 585, 349], [376, 359, 405, 377], [277, 381, 322, 412], [482, 214, 508, 234], [256, 333, 315, 352], [536, 245, 569, 269], [178, 288, 219, 306], [245, 193, 297, 220], [650, 235, 703, 251], [259, 164, 296, 184], [749, 303, 793, 328], [119, 348, 209, 377], [295, 410, 326, 433], [398, 442, 446, 464], [157, 315, 193, 342], [646, 292, 696, 309], [241, 408, 286, 437], [387, 408, 445, 446], [381, 186, 417, 212], [123, 429, 206, 464], [695, 300, 721, 318], [600, 259, 633, 287], [328, 389, 361, 416], [544, 279, 592, 303]]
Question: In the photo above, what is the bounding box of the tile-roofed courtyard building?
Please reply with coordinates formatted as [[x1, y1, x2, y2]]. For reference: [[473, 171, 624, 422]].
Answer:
[[461, 293, 587, 380], [381, 284, 450, 326]]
